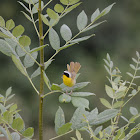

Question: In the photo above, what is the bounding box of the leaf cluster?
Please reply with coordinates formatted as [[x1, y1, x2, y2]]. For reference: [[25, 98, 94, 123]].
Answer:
[[54, 107, 118, 137], [0, 87, 34, 140]]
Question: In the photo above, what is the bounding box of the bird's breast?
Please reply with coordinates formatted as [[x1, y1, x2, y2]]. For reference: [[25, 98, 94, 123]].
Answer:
[[63, 75, 75, 87]]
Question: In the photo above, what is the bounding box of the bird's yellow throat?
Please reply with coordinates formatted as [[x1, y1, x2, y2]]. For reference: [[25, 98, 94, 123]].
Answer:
[[62, 75, 75, 87]]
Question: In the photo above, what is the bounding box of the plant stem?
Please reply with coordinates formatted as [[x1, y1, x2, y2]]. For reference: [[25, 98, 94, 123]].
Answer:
[[49, 130, 73, 140], [38, 0, 44, 139]]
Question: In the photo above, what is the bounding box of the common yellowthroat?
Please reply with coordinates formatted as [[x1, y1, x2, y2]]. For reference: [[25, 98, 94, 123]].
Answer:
[[62, 62, 81, 87]]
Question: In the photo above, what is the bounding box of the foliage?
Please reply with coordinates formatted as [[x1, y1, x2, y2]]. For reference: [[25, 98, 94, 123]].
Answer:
[[0, 0, 139, 140], [0, 87, 34, 140], [71, 52, 140, 140]]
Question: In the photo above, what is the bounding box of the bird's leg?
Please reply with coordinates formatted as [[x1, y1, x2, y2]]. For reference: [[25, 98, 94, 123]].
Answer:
[[66, 90, 68, 94], [69, 90, 73, 95]]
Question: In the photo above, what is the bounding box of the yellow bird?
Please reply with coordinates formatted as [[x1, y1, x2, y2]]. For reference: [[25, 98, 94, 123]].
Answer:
[[62, 62, 81, 87]]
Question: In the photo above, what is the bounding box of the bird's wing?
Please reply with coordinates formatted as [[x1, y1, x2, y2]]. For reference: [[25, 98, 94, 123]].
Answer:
[[74, 62, 81, 73], [67, 62, 81, 79], [67, 64, 70, 72]]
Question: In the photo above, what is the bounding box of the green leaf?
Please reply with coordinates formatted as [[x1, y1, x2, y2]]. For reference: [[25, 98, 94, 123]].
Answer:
[[54, 4, 64, 13], [106, 53, 111, 61], [71, 137, 77, 140], [105, 85, 114, 98], [130, 64, 136, 70], [57, 123, 72, 135], [60, 0, 80, 5], [12, 55, 27, 76], [86, 108, 98, 121], [129, 113, 140, 123], [12, 118, 24, 131], [132, 58, 138, 63], [100, 98, 112, 108], [60, 24, 72, 41], [23, 0, 38, 4], [6, 94, 15, 102], [6, 19, 15, 30], [23, 52, 38, 68], [64, 3, 81, 13], [41, 14, 49, 26], [138, 86, 140, 91], [91, 8, 100, 22], [130, 107, 138, 116], [31, 59, 53, 79], [12, 25, 25, 37], [71, 92, 95, 97], [104, 65, 111, 75], [121, 116, 128, 122], [5, 38, 17, 49], [18, 1, 30, 13], [5, 103, 14, 110], [115, 91, 125, 99], [30, 44, 48, 53], [43, 71, 51, 90], [77, 10, 88, 31], [0, 39, 15, 56], [0, 31, 11, 38], [51, 83, 62, 91], [59, 94, 71, 103], [62, 82, 90, 92], [19, 35, 31, 47], [76, 130, 82, 140], [10, 104, 17, 112], [69, 0, 80, 5], [60, 0, 69, 5], [0, 126, 8, 138], [0, 103, 6, 114], [0, 16, 5, 27], [71, 97, 89, 109], [47, 8, 59, 19], [6, 87, 12, 97], [49, 28, 60, 50], [70, 35, 95, 43], [21, 11, 32, 22], [135, 76, 140, 78], [136, 51, 139, 58], [3, 111, 13, 124], [70, 107, 86, 129], [101, 3, 115, 16], [32, 1, 44, 14], [94, 126, 103, 136], [0, 27, 11, 37], [49, 18, 60, 27], [126, 72, 133, 78], [58, 43, 77, 51], [5, 125, 12, 140], [113, 101, 124, 108], [83, 21, 106, 32], [11, 132, 20, 140], [22, 127, 34, 138], [16, 45, 30, 57], [55, 107, 65, 134], [91, 109, 119, 125]]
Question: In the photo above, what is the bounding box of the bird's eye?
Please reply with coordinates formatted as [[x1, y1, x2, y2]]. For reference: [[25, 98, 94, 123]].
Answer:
[[63, 71, 70, 78]]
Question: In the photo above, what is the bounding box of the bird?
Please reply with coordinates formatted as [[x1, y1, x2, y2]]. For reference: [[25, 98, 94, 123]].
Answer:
[[62, 62, 81, 87]]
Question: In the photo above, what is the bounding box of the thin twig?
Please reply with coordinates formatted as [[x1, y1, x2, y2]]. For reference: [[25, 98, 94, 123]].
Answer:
[[26, 74, 39, 95], [42, 90, 63, 98], [42, 0, 54, 10], [49, 130, 73, 140], [28, 0, 40, 37]]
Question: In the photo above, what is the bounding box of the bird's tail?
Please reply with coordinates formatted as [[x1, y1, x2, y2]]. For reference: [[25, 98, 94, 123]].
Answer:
[[67, 62, 81, 74]]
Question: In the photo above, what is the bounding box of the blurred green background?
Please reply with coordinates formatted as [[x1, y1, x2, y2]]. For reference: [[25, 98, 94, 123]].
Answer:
[[0, 0, 140, 139]]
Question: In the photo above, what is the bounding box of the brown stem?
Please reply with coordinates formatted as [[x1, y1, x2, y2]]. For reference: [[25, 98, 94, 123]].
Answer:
[[38, 0, 44, 139]]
